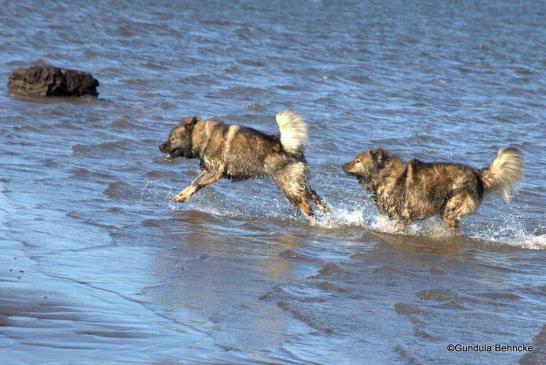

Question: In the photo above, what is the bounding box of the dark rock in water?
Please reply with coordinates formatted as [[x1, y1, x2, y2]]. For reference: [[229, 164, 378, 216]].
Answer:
[[7, 66, 99, 97]]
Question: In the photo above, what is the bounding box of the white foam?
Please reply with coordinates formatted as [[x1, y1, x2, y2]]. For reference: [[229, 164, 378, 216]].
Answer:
[[316, 206, 366, 228], [468, 224, 546, 250], [316, 204, 546, 250], [367, 214, 397, 233], [519, 234, 546, 250]]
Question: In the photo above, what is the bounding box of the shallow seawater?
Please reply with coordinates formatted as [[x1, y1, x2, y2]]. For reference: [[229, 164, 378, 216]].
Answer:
[[0, 1, 545, 364]]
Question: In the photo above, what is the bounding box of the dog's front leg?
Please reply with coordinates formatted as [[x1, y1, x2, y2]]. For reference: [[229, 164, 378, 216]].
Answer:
[[170, 184, 199, 203], [169, 170, 206, 202], [169, 169, 224, 202]]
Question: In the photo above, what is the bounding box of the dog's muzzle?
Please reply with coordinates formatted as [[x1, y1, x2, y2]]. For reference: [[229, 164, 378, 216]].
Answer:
[[342, 162, 354, 174], [158, 143, 177, 160]]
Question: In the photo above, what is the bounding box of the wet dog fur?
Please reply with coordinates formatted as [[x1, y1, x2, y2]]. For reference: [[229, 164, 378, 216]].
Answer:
[[159, 110, 328, 222], [342, 147, 523, 232]]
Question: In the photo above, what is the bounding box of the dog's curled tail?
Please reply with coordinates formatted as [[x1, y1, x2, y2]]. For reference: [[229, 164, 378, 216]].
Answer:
[[276, 109, 308, 154], [480, 147, 524, 202]]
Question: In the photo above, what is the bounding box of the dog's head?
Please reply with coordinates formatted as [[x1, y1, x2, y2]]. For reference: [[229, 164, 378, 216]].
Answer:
[[159, 116, 200, 160], [342, 148, 392, 179]]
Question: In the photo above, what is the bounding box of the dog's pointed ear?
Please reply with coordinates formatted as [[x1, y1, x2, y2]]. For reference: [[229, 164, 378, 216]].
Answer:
[[373, 148, 389, 167], [180, 116, 200, 127], [189, 116, 200, 126]]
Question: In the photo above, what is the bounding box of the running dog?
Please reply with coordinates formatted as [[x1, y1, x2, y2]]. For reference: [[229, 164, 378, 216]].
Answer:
[[342, 147, 523, 231], [159, 110, 328, 222]]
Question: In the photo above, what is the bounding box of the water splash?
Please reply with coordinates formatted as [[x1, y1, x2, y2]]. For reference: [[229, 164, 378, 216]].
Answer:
[[316, 201, 545, 250], [518, 234, 546, 250], [139, 179, 176, 209], [315, 206, 366, 228], [464, 202, 546, 249], [141, 180, 544, 249]]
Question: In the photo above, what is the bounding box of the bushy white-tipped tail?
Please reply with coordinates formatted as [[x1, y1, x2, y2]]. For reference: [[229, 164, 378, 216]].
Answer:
[[480, 147, 524, 202], [276, 109, 308, 154]]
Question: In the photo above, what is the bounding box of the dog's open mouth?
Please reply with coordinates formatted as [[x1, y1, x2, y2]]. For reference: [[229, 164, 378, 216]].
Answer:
[[165, 148, 194, 161], [165, 148, 182, 161]]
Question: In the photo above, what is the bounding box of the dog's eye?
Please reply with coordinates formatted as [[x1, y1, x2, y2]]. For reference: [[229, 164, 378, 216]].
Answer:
[[355, 159, 361, 163], [170, 137, 175, 142]]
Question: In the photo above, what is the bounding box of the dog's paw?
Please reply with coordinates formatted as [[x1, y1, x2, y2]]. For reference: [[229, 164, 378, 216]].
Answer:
[[169, 194, 188, 202], [308, 216, 320, 226], [317, 205, 331, 214]]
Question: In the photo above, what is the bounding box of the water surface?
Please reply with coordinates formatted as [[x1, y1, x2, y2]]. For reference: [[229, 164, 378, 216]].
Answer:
[[0, 1, 545, 364]]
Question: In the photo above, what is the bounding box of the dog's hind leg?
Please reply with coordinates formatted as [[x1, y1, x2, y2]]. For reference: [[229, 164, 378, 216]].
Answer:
[[170, 169, 224, 202], [278, 184, 316, 222], [306, 186, 329, 213], [442, 193, 479, 232], [442, 216, 460, 232], [288, 193, 316, 224], [273, 163, 316, 223]]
